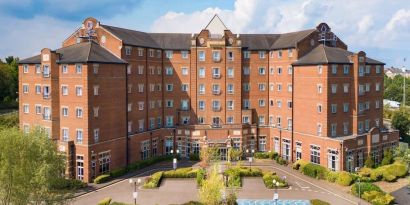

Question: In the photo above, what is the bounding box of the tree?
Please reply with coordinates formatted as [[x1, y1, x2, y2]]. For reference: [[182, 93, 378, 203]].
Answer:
[[365, 157, 374, 168], [0, 127, 72, 205], [199, 165, 225, 205], [199, 146, 220, 168], [0, 56, 18, 108], [381, 149, 394, 166], [391, 109, 410, 139]]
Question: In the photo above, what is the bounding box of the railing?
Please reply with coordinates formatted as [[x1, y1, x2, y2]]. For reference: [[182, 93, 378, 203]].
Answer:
[[212, 74, 221, 79], [43, 94, 50, 99], [212, 107, 221, 112], [212, 90, 221, 95]]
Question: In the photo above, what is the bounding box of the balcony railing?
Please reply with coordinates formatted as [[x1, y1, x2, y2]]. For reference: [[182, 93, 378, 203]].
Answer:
[[43, 94, 50, 99], [212, 107, 221, 112], [212, 74, 221, 79], [212, 90, 221, 95]]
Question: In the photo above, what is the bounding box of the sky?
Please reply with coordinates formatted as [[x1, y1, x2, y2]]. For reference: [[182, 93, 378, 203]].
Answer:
[[0, 0, 409, 69]]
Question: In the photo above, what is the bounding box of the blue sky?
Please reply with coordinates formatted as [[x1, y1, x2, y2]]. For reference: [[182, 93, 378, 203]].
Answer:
[[0, 0, 409, 69]]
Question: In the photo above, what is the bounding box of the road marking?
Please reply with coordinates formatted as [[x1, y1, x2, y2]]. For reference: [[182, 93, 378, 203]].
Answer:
[[271, 165, 358, 205], [295, 181, 310, 189]]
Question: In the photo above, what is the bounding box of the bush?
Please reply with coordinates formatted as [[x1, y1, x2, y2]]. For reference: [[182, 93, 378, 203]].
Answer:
[[110, 202, 134, 205], [325, 171, 339, 183], [143, 171, 163, 188], [310, 199, 331, 205], [365, 157, 375, 168], [254, 152, 270, 159], [381, 150, 394, 166], [189, 153, 200, 161], [163, 168, 197, 178], [94, 174, 111, 184], [128, 155, 172, 171], [97, 197, 112, 205], [301, 163, 327, 179], [351, 182, 382, 197], [370, 168, 384, 181], [362, 191, 395, 205], [52, 178, 87, 190], [358, 167, 372, 177], [383, 174, 397, 182], [385, 162, 408, 178], [293, 159, 308, 171], [336, 171, 354, 186], [238, 167, 263, 177], [110, 167, 128, 178], [225, 167, 242, 187], [275, 156, 288, 165], [262, 171, 287, 188], [196, 169, 206, 186]]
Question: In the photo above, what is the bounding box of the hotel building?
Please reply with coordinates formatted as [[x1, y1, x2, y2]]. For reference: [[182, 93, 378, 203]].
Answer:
[[19, 16, 398, 182]]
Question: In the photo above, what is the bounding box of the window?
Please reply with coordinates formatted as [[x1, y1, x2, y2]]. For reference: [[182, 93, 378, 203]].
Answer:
[[138, 66, 144, 75], [276, 100, 282, 108], [199, 101, 205, 110], [23, 84, 29, 93], [287, 101, 292, 109], [127, 65, 132, 74], [375, 100, 380, 109], [62, 64, 68, 74], [343, 65, 349, 74], [317, 124, 322, 136], [198, 51, 205, 61], [243, 51, 250, 59], [288, 48, 293, 57], [163, 99, 173, 108], [228, 51, 234, 61], [212, 51, 220, 61], [43, 65, 50, 77], [76, 129, 83, 144], [287, 118, 292, 130], [181, 100, 189, 110], [94, 129, 99, 143], [243, 99, 250, 109], [259, 116, 265, 125], [328, 149, 340, 171], [287, 66, 293, 75], [243, 83, 250, 92], [282, 139, 290, 160], [62, 128, 69, 141], [35, 105, 42, 115], [316, 104, 322, 113], [76, 107, 83, 118], [259, 67, 266, 75], [212, 100, 220, 111], [277, 83, 282, 91], [269, 51, 274, 58], [331, 84, 337, 94], [139, 102, 145, 110], [212, 117, 221, 127], [136, 48, 143, 57], [317, 65, 322, 74], [359, 66, 364, 76], [76, 64, 82, 74], [62, 107, 68, 117], [227, 116, 234, 124], [35, 85, 41, 94], [157, 117, 162, 127], [75, 86, 82, 96], [43, 86, 50, 99], [331, 104, 337, 113], [149, 49, 154, 57], [332, 65, 337, 74], [259, 83, 266, 91], [23, 104, 29, 113], [93, 64, 99, 74], [149, 118, 155, 129], [317, 84, 322, 93], [259, 51, 265, 59], [227, 84, 234, 94], [181, 84, 189, 92], [376, 65, 381, 74], [165, 50, 173, 58], [343, 84, 349, 93], [270, 67, 274, 75], [343, 122, 349, 135], [365, 119, 370, 131], [277, 50, 282, 58], [365, 65, 371, 74], [331, 123, 337, 137], [274, 138, 280, 153], [93, 107, 99, 117], [181, 67, 189, 75], [166, 84, 173, 91], [99, 152, 110, 174], [181, 51, 189, 59], [199, 67, 205, 78], [242, 116, 250, 124], [165, 67, 173, 75], [277, 67, 282, 74], [198, 117, 205, 124], [157, 67, 161, 75], [310, 145, 320, 164], [125, 46, 132, 55], [276, 116, 282, 127], [212, 84, 220, 95], [296, 142, 302, 160], [243, 66, 250, 75], [365, 83, 370, 92], [212, 67, 220, 78], [375, 83, 381, 91], [287, 84, 292, 92], [23, 64, 29, 73], [199, 84, 205, 94], [358, 121, 364, 134], [138, 84, 144, 92], [359, 84, 365, 95], [138, 120, 144, 132], [227, 100, 234, 110], [375, 118, 380, 127], [93, 85, 99, 96], [270, 83, 274, 91], [227, 67, 234, 78], [156, 50, 162, 58], [343, 103, 349, 112], [259, 99, 265, 107]]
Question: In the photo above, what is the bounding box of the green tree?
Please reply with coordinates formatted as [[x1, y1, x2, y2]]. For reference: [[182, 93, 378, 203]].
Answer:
[[199, 165, 225, 205], [381, 149, 394, 166], [391, 109, 410, 139], [384, 74, 410, 105], [0, 127, 72, 205], [365, 157, 374, 168], [0, 56, 18, 108]]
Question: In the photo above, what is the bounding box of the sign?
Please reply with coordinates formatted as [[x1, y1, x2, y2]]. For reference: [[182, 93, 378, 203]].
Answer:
[[248, 157, 253, 163], [132, 191, 138, 199], [273, 193, 279, 200]]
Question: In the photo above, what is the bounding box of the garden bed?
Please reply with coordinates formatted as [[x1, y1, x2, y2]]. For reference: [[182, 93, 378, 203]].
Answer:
[[143, 167, 205, 189]]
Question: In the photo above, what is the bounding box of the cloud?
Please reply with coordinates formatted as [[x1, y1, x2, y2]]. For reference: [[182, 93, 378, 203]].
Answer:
[[357, 15, 374, 34]]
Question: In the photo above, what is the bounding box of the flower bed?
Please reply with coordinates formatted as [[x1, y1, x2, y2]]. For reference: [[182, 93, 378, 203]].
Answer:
[[262, 171, 288, 188], [351, 182, 394, 205]]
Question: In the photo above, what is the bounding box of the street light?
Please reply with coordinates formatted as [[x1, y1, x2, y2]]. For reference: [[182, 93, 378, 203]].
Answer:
[[171, 149, 179, 170], [129, 178, 141, 205], [246, 149, 255, 171], [272, 179, 280, 205], [355, 167, 362, 205]]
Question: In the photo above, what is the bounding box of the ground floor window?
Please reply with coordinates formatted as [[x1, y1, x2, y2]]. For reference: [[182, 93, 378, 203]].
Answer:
[[165, 137, 173, 155], [258, 136, 266, 152], [327, 149, 339, 171], [249, 137, 255, 151], [356, 150, 364, 168], [76, 155, 84, 180], [371, 150, 379, 166], [296, 142, 302, 160], [310, 145, 320, 164], [141, 140, 150, 160], [282, 139, 291, 161], [192, 139, 200, 154], [346, 151, 354, 172], [274, 137, 280, 153], [152, 138, 157, 157], [232, 138, 241, 150], [99, 151, 110, 174]]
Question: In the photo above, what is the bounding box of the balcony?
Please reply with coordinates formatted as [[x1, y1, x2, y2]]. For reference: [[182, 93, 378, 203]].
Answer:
[[212, 74, 221, 79], [212, 90, 221, 95], [43, 94, 50, 99], [212, 107, 221, 112]]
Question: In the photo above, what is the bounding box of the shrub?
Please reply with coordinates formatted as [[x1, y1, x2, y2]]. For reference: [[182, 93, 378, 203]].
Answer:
[[189, 153, 200, 161], [275, 156, 288, 165], [97, 197, 112, 205], [336, 171, 353, 186], [254, 152, 270, 159], [52, 178, 87, 190], [351, 182, 382, 197], [238, 167, 263, 177], [163, 167, 196, 178], [128, 155, 172, 171], [196, 169, 206, 186], [358, 167, 372, 177], [143, 171, 163, 188], [271, 152, 279, 160], [383, 174, 397, 182], [362, 191, 382, 202], [301, 163, 327, 179], [385, 162, 408, 178], [110, 167, 128, 178], [370, 168, 384, 181], [110, 202, 134, 205], [94, 174, 111, 184], [262, 171, 287, 188], [310, 199, 331, 205], [293, 159, 308, 171], [325, 171, 339, 183], [362, 191, 395, 205], [225, 167, 242, 187], [365, 157, 375, 168], [381, 150, 394, 166]]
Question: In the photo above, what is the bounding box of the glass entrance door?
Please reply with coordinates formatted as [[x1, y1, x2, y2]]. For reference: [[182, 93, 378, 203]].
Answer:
[[219, 147, 227, 161]]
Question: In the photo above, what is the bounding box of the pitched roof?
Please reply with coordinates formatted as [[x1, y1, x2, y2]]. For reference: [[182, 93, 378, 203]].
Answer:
[[240, 34, 279, 50], [149, 33, 192, 50], [271, 29, 316, 49], [293, 45, 384, 65], [19, 41, 126, 64], [101, 24, 161, 48]]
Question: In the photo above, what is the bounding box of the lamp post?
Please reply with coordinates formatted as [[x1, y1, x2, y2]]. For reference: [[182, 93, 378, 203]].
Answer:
[[245, 149, 255, 171], [355, 167, 361, 205], [129, 178, 141, 205], [171, 149, 179, 170], [272, 179, 279, 205]]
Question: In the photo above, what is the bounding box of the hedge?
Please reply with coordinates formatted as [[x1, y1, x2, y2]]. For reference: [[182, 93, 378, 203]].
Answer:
[[351, 182, 382, 197], [94, 174, 111, 184], [254, 151, 278, 159], [97, 197, 112, 205], [52, 178, 87, 190], [143, 171, 163, 188], [301, 163, 327, 179], [262, 171, 287, 188], [362, 191, 395, 205], [110, 167, 128, 178], [196, 169, 206, 186], [335, 171, 354, 186], [325, 171, 339, 183], [367, 161, 409, 182], [293, 159, 309, 171], [310, 199, 331, 205], [189, 153, 200, 161], [224, 167, 263, 187], [275, 156, 288, 165], [128, 155, 172, 172], [163, 167, 197, 178]]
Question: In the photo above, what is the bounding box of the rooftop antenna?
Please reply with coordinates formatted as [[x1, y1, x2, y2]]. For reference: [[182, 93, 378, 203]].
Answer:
[[78, 20, 97, 42]]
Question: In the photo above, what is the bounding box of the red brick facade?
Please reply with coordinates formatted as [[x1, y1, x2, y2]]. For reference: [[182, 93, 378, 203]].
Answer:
[[19, 17, 398, 182]]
